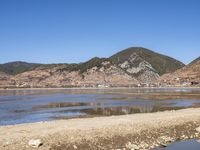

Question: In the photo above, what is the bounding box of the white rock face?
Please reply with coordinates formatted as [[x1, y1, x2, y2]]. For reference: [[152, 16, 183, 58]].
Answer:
[[28, 139, 43, 148], [120, 61, 130, 68], [83, 63, 138, 85], [119, 53, 160, 83], [120, 53, 156, 73], [138, 70, 160, 83]]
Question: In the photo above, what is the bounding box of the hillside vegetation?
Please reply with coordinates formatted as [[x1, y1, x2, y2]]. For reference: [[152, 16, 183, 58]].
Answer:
[[0, 61, 39, 75], [110, 47, 185, 75]]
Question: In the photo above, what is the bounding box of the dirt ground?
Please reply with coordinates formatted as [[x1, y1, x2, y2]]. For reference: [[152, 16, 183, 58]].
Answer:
[[1, 108, 200, 150]]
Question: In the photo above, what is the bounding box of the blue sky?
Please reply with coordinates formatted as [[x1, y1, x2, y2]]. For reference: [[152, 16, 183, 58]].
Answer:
[[0, 0, 200, 64]]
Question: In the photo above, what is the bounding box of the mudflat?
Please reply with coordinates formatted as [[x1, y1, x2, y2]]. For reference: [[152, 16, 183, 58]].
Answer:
[[1, 108, 200, 150]]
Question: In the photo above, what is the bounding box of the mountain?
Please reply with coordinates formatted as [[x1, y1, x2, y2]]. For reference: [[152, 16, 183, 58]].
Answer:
[[110, 47, 185, 82], [110, 47, 185, 75], [0, 47, 186, 88], [161, 57, 200, 85], [11, 58, 138, 88], [0, 61, 39, 75]]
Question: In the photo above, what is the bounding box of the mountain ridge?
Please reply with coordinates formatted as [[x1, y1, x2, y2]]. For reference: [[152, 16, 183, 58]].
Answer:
[[0, 47, 187, 88], [0, 47, 185, 76]]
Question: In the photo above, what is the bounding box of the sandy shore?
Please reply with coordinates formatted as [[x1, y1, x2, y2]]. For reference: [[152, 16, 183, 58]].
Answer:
[[1, 108, 200, 150]]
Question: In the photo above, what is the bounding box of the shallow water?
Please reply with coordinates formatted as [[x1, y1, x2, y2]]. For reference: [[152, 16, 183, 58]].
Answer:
[[155, 140, 200, 150], [0, 88, 200, 125]]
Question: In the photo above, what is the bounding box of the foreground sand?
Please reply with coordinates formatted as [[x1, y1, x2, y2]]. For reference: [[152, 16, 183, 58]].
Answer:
[[1, 108, 200, 150]]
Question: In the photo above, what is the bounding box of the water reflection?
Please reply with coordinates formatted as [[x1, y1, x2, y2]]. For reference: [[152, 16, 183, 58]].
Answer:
[[0, 88, 200, 125], [79, 106, 155, 116], [52, 105, 193, 120], [36, 102, 105, 108]]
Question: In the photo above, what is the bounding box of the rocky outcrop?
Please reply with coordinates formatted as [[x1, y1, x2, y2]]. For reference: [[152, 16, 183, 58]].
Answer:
[[82, 60, 138, 86], [118, 52, 160, 83], [11, 60, 138, 88], [110, 47, 185, 76]]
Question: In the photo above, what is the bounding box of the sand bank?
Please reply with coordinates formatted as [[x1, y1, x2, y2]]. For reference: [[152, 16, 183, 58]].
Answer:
[[1, 108, 200, 150]]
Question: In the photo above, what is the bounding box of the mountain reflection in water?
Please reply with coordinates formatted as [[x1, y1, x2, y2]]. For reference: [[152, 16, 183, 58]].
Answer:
[[1, 88, 200, 125], [52, 104, 192, 120]]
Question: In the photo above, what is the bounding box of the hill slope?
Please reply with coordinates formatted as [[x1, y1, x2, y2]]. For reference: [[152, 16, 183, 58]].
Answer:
[[0, 72, 12, 86], [0, 47, 186, 87], [11, 58, 138, 87], [188, 56, 200, 66], [110, 47, 185, 75], [0, 61, 39, 75], [161, 57, 200, 84]]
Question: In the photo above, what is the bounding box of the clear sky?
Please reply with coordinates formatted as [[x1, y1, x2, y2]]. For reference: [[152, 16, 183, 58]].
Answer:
[[0, 0, 200, 64]]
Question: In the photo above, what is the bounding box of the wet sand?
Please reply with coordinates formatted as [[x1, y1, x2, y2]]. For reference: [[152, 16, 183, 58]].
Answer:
[[1, 108, 200, 150]]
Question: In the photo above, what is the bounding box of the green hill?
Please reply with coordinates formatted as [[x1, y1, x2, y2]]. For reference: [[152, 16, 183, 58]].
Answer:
[[0, 61, 39, 75], [110, 47, 185, 75]]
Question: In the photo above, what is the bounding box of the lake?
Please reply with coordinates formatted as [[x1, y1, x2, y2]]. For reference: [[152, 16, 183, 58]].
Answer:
[[155, 140, 200, 150], [1, 88, 200, 125]]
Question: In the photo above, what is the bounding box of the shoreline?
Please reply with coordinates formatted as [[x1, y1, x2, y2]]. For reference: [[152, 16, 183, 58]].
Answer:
[[0, 86, 200, 91], [1, 108, 200, 149]]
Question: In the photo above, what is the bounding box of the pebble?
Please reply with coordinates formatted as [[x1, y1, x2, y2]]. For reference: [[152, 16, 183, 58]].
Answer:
[[160, 143, 167, 147], [125, 142, 139, 150], [28, 139, 43, 148], [180, 135, 188, 140]]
